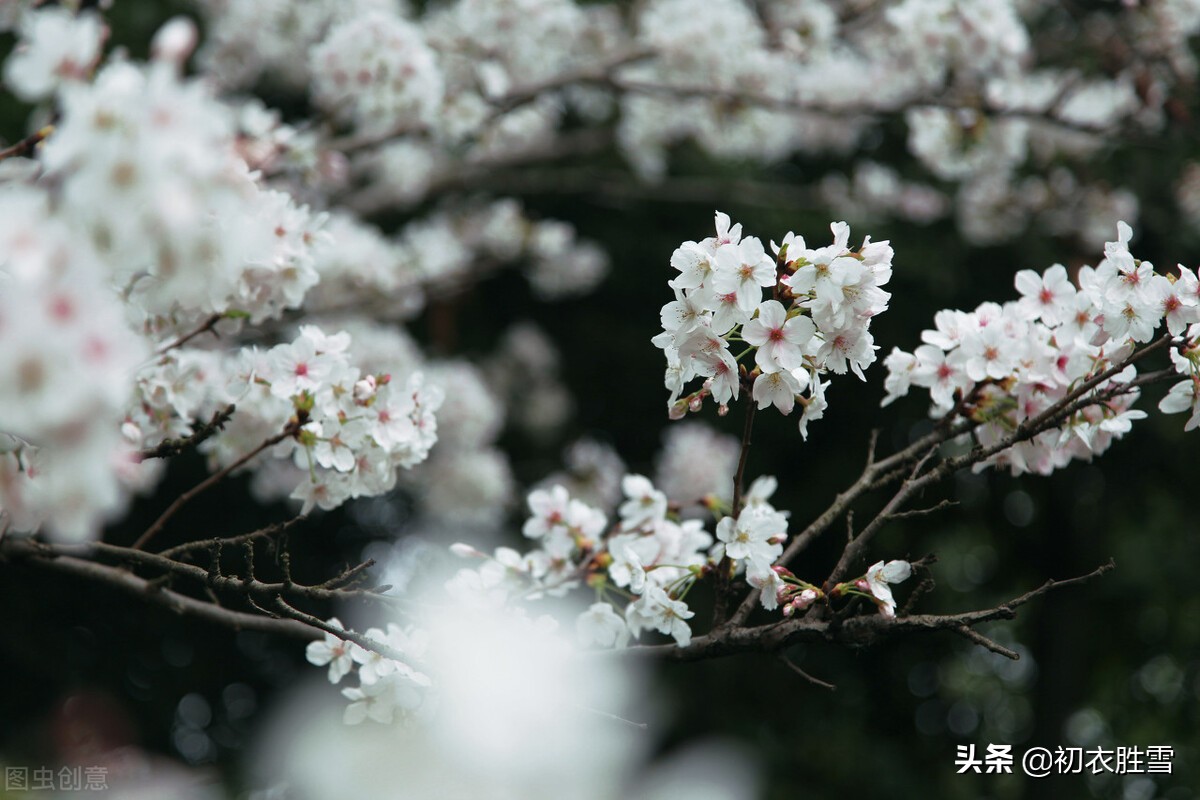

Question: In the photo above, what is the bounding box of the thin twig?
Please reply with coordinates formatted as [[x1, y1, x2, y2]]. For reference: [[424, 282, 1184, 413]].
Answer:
[[272, 596, 412, 663], [156, 313, 224, 355], [0, 125, 53, 161], [158, 515, 306, 560], [132, 424, 297, 551], [952, 625, 1019, 661], [625, 560, 1115, 662], [779, 654, 837, 690], [713, 396, 757, 626], [731, 398, 757, 517], [865, 429, 880, 468], [884, 499, 958, 521], [319, 560, 376, 590], [571, 703, 649, 731]]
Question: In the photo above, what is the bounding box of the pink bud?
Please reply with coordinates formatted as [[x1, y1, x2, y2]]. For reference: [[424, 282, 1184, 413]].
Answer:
[[668, 400, 688, 420], [688, 394, 704, 412], [793, 588, 818, 611], [353, 375, 378, 403], [855, 578, 870, 592], [717, 403, 729, 417]]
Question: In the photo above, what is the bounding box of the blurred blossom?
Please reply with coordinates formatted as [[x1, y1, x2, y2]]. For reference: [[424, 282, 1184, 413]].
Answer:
[[653, 422, 739, 510], [537, 438, 627, 511], [259, 597, 758, 800]]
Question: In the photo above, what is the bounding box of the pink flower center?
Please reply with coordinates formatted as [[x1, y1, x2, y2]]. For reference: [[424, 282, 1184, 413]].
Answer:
[[49, 295, 75, 321]]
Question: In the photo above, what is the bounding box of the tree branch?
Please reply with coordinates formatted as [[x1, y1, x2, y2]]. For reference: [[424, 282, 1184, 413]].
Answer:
[[155, 313, 224, 355], [630, 560, 1114, 662], [157, 515, 306, 560], [139, 404, 237, 461], [779, 654, 837, 690], [0, 125, 53, 161], [132, 423, 298, 551], [5, 544, 317, 640]]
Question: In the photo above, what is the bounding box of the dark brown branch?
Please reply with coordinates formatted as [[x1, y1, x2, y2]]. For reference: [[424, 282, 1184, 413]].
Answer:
[[883, 498, 957, 521], [729, 421, 965, 626], [8, 545, 316, 640], [713, 395, 757, 626], [132, 423, 298, 551], [829, 341, 1172, 582], [272, 596, 412, 663], [6, 538, 401, 608], [319, 559, 375, 591], [139, 404, 237, 461], [952, 625, 1019, 661], [156, 313, 224, 355], [0, 125, 53, 161], [779, 654, 836, 690], [157, 515, 306, 559], [795, 334, 1166, 596], [731, 397, 757, 517], [631, 560, 1114, 662], [864, 429, 880, 468]]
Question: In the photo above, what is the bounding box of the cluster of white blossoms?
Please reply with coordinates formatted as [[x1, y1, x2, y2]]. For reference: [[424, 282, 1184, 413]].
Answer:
[[2, 6, 105, 102], [216, 326, 441, 514], [309, 10, 443, 136], [178, 0, 1200, 249], [655, 212, 892, 438], [43, 56, 327, 333], [0, 189, 151, 539], [281, 600, 760, 800], [305, 617, 432, 725], [883, 222, 1200, 476], [0, 5, 469, 541], [445, 473, 799, 649]]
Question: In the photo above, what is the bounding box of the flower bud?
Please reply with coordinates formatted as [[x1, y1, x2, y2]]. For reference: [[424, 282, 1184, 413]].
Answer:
[[120, 421, 142, 443], [793, 588, 818, 611], [354, 375, 378, 403]]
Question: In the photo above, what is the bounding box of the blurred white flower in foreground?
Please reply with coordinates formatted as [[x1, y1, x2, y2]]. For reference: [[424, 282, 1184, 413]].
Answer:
[[259, 598, 758, 800]]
